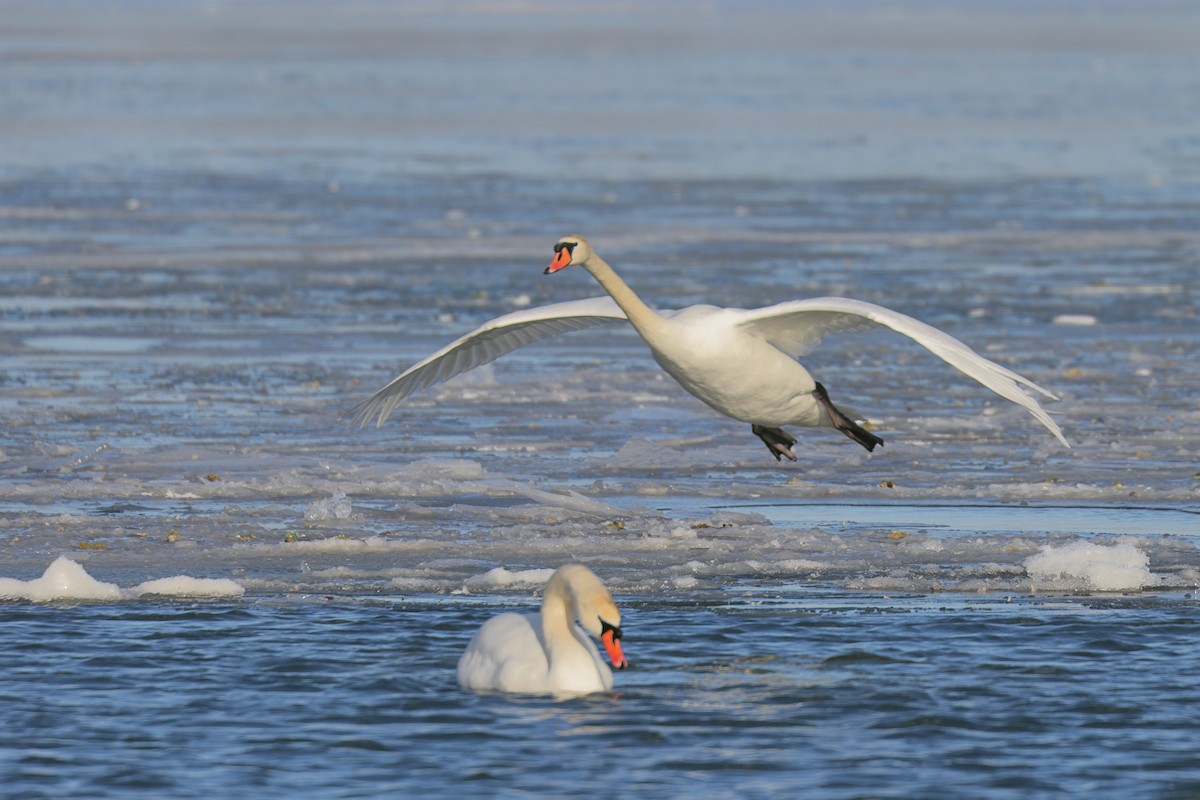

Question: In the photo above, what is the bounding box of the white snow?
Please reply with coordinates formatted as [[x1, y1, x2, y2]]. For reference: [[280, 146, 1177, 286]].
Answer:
[[132, 575, 246, 598], [0, 557, 123, 602], [1024, 540, 1157, 591], [1052, 314, 1098, 326], [0, 557, 245, 602], [464, 567, 557, 590]]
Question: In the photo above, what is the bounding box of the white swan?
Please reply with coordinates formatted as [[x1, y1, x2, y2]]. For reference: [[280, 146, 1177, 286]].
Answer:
[[350, 235, 1067, 460], [457, 564, 628, 695]]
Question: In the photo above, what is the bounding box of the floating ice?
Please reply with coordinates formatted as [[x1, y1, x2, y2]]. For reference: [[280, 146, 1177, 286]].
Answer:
[[55, 442, 115, 473], [132, 576, 246, 598], [465, 567, 557, 590], [610, 438, 691, 469], [305, 489, 353, 522], [1024, 540, 1157, 592], [500, 480, 631, 518], [0, 557, 245, 602], [1052, 314, 1098, 326], [252, 535, 393, 553], [0, 557, 123, 602]]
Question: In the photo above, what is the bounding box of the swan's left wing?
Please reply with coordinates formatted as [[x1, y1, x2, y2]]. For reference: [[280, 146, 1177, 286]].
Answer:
[[347, 296, 627, 427], [735, 297, 1069, 447]]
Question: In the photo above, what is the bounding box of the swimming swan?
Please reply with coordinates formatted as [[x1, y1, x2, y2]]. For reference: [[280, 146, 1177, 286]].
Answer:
[[350, 235, 1067, 460], [457, 564, 628, 694]]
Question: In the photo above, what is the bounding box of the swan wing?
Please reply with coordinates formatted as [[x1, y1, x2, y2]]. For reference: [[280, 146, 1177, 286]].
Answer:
[[347, 296, 627, 426], [457, 612, 549, 693], [735, 297, 1069, 447]]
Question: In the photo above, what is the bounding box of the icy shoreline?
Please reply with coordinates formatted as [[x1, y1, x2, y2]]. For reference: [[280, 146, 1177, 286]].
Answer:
[[3, 492, 1194, 600]]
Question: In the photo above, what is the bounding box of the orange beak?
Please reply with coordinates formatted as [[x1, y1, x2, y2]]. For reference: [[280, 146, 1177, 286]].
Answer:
[[545, 247, 572, 274], [601, 628, 628, 669]]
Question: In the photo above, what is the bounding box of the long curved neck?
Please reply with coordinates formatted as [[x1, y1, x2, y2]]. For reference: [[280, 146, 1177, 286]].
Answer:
[[580, 254, 663, 338], [539, 581, 578, 668]]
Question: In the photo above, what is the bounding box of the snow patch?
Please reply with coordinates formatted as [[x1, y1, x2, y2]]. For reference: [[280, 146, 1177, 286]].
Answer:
[[133, 575, 246, 598], [0, 557, 122, 602], [465, 566, 556, 590], [1053, 314, 1098, 326], [0, 557, 245, 602], [1024, 540, 1157, 592]]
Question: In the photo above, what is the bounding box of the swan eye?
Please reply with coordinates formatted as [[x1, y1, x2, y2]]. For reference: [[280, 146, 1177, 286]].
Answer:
[[554, 241, 577, 257], [600, 619, 622, 640]]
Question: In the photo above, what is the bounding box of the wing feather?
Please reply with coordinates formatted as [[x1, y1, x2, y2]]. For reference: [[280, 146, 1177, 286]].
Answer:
[[346, 296, 627, 427], [736, 297, 1069, 447]]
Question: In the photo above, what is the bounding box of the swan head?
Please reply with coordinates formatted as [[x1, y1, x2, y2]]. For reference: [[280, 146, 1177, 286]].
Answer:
[[588, 600, 627, 671], [552, 563, 628, 669], [544, 234, 593, 275]]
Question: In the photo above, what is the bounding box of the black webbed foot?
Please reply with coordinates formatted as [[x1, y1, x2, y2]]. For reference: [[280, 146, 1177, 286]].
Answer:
[[813, 382, 884, 452], [751, 424, 797, 462]]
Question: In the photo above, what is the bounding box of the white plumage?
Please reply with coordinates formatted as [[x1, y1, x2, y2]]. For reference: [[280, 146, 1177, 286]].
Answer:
[[350, 235, 1067, 459], [457, 564, 628, 695]]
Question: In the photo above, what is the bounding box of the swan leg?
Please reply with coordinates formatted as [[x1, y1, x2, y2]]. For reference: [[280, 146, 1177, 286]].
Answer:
[[751, 424, 797, 462], [813, 382, 884, 452]]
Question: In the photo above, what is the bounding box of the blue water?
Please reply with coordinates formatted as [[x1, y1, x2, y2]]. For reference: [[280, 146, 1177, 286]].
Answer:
[[3, 1, 1200, 797], [4, 595, 1200, 800]]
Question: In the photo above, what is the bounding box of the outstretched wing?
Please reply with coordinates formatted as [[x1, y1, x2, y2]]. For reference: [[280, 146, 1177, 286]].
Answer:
[[347, 296, 627, 427], [735, 296, 1069, 447]]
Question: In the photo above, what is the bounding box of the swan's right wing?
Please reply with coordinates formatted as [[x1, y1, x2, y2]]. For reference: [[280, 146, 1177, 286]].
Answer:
[[735, 296, 1069, 447], [347, 296, 627, 427]]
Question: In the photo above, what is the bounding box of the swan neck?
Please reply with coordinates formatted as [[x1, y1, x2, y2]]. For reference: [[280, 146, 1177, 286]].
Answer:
[[581, 255, 661, 334], [539, 582, 575, 665]]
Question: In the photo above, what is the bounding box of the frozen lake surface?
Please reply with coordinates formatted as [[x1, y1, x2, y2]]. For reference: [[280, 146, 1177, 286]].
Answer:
[[2, 1, 1199, 797]]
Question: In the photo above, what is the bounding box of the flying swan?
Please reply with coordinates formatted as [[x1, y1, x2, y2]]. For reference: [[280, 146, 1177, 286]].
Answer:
[[457, 564, 628, 694], [349, 235, 1067, 460]]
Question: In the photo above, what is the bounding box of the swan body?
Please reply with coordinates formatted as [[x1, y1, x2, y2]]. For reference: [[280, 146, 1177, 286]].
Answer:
[[457, 564, 628, 695], [350, 235, 1067, 459]]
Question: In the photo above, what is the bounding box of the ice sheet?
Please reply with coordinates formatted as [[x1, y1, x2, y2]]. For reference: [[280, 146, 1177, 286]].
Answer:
[[0, 1, 1196, 601]]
